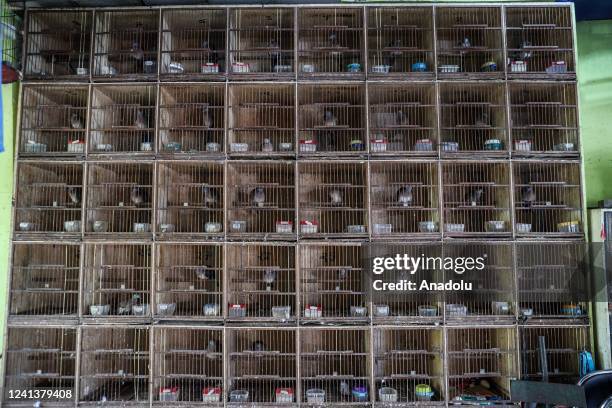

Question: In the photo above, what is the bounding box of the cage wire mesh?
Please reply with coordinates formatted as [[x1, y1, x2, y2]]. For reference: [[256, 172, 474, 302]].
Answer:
[[0, 0, 22, 82]]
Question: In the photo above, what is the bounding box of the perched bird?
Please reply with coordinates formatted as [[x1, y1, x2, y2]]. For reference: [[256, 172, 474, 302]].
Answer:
[[467, 188, 484, 206], [202, 187, 218, 208], [70, 113, 84, 129], [518, 40, 532, 61], [134, 109, 148, 129], [521, 186, 537, 207], [252, 340, 265, 352], [202, 105, 212, 129], [263, 269, 277, 290], [67, 186, 81, 205], [396, 110, 408, 126], [337, 268, 348, 281], [318, 130, 335, 152], [475, 111, 490, 127], [250, 187, 266, 207], [329, 31, 338, 47], [130, 41, 144, 61], [117, 299, 132, 315], [206, 339, 218, 359], [340, 381, 351, 396], [323, 110, 337, 127], [196, 266, 215, 280], [329, 188, 343, 206], [396, 185, 413, 207], [269, 38, 281, 68], [262, 138, 274, 153], [130, 187, 147, 206], [461, 37, 471, 48]]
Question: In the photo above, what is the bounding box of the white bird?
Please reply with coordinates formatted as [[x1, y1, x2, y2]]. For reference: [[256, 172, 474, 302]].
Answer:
[[252, 340, 265, 352], [340, 381, 351, 396], [269, 38, 281, 68], [461, 37, 471, 48], [250, 187, 266, 207], [134, 109, 147, 129], [130, 41, 144, 61], [324, 110, 337, 127], [206, 339, 218, 359], [196, 266, 215, 280], [70, 113, 84, 129], [521, 186, 536, 207], [329, 188, 343, 206], [130, 187, 147, 206], [67, 186, 81, 204], [467, 188, 484, 206], [262, 138, 274, 153], [396, 185, 413, 207], [263, 269, 277, 290], [396, 110, 408, 126], [202, 187, 218, 208]]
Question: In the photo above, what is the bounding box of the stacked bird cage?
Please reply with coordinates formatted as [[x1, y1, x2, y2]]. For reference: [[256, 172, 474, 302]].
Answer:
[[367, 6, 434, 79], [160, 8, 227, 80], [227, 328, 297, 405], [298, 8, 364, 79], [14, 161, 83, 237], [79, 326, 150, 403], [10, 243, 80, 318], [153, 326, 224, 403], [229, 8, 294, 79], [156, 161, 224, 238], [24, 10, 91, 80], [20, 85, 89, 156], [226, 243, 296, 322], [82, 243, 151, 320], [228, 84, 295, 156], [155, 243, 223, 320], [158, 84, 225, 156]]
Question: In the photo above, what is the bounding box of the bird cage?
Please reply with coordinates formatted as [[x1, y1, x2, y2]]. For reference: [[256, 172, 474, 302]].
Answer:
[[3, 326, 77, 403], [228, 84, 295, 157], [369, 161, 440, 238], [160, 9, 227, 80], [85, 162, 153, 237], [158, 84, 225, 156], [298, 161, 368, 238], [155, 243, 223, 320], [516, 242, 588, 323], [442, 161, 511, 237], [227, 328, 297, 405], [226, 243, 296, 322], [227, 161, 296, 239], [519, 326, 589, 383], [367, 7, 434, 79], [509, 82, 579, 157], [435, 7, 504, 78], [93, 10, 159, 80], [15, 162, 83, 236], [20, 85, 89, 156], [368, 83, 437, 156], [369, 242, 443, 324], [439, 81, 508, 156], [156, 161, 224, 238], [229, 8, 294, 79], [372, 327, 444, 404], [513, 160, 583, 237], [298, 83, 365, 156], [298, 8, 364, 79], [506, 6, 575, 79], [300, 327, 370, 406], [153, 326, 223, 403], [24, 10, 92, 80], [446, 327, 517, 403], [80, 326, 150, 403], [443, 242, 515, 323], [10, 243, 80, 318], [89, 84, 156, 155], [299, 243, 367, 323], [82, 243, 151, 319]]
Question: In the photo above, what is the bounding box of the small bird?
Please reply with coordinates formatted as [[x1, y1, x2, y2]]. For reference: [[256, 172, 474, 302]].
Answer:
[[206, 339, 218, 359], [518, 40, 532, 60], [329, 31, 338, 47], [396, 110, 408, 126], [202, 40, 219, 64], [202, 187, 218, 208], [196, 266, 215, 280], [202, 106, 212, 128], [324, 110, 337, 127], [340, 381, 351, 396], [337, 268, 348, 281], [130, 41, 144, 61], [318, 130, 335, 152], [521, 186, 537, 207], [461, 37, 471, 48], [70, 113, 84, 129], [396, 185, 413, 207], [252, 340, 265, 352], [130, 187, 147, 206], [263, 269, 277, 290], [475, 111, 490, 127], [250, 187, 266, 207], [262, 138, 274, 153], [467, 188, 484, 206], [329, 188, 343, 206], [67, 187, 81, 205], [269, 38, 281, 68], [134, 109, 148, 129], [117, 299, 132, 315]]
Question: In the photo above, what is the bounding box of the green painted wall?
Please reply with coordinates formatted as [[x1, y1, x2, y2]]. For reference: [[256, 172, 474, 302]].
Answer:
[[577, 20, 612, 208]]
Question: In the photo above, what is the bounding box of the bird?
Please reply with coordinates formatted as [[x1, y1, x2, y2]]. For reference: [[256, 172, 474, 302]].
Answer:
[[269, 38, 281, 68], [202, 105, 212, 128], [318, 130, 335, 152], [340, 381, 351, 396], [130, 41, 144, 61], [206, 339, 218, 359], [329, 31, 338, 47], [117, 299, 132, 315], [134, 109, 148, 129], [195, 266, 215, 280], [130, 187, 147, 206], [461, 37, 471, 48], [384, 39, 402, 68], [337, 268, 348, 282], [67, 187, 81, 205], [202, 187, 218, 208], [323, 110, 337, 127], [518, 40, 532, 60], [250, 187, 266, 207], [263, 269, 277, 290], [252, 340, 265, 352], [202, 40, 219, 64], [396, 185, 413, 207], [467, 188, 484, 206], [396, 110, 408, 126], [329, 188, 343, 206], [521, 186, 537, 207], [475, 111, 490, 127], [262, 138, 274, 153], [70, 113, 84, 129]]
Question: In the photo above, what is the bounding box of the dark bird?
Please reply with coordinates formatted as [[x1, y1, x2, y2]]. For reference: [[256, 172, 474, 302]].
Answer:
[[262, 138, 274, 153], [67, 186, 81, 205], [324, 110, 337, 127], [250, 187, 266, 207], [396, 110, 408, 126], [318, 130, 335, 152], [130, 41, 144, 61], [202, 40, 219, 64], [202, 186, 218, 208], [252, 340, 265, 352], [206, 339, 218, 359], [475, 111, 490, 127], [134, 109, 148, 129], [467, 188, 484, 206], [396, 185, 413, 207], [130, 187, 147, 206], [329, 188, 343, 206], [329, 31, 338, 47], [196, 266, 215, 280], [521, 186, 536, 207], [461, 37, 471, 48], [269, 38, 281, 68], [337, 268, 348, 281], [202, 105, 212, 129], [70, 113, 84, 129]]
